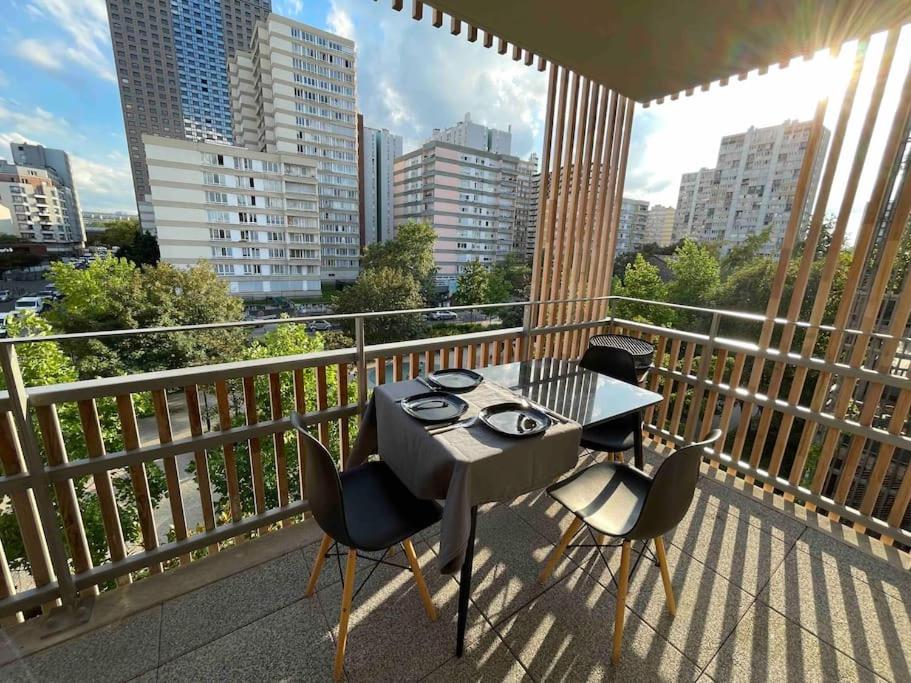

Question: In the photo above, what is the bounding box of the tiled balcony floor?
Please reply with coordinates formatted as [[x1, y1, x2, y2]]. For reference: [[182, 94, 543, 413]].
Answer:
[[1, 446, 909, 682]]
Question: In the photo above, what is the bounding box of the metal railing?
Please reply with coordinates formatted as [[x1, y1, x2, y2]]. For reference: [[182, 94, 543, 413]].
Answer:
[[0, 295, 908, 625]]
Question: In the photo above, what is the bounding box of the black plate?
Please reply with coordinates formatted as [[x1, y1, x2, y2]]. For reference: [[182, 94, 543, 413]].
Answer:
[[426, 368, 484, 393], [401, 391, 469, 423], [478, 401, 552, 438]]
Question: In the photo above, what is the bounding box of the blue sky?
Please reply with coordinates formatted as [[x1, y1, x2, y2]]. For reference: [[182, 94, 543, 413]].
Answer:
[[1, 0, 908, 241]]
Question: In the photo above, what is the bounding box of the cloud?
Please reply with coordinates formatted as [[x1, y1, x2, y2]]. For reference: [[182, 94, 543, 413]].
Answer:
[[328, 0, 546, 161], [69, 152, 135, 211], [15, 0, 115, 83], [0, 99, 70, 136]]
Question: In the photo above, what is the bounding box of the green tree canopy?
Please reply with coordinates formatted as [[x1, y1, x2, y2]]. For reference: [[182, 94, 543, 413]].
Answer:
[[667, 239, 721, 327], [611, 254, 676, 327], [453, 260, 489, 308], [47, 257, 245, 377], [333, 266, 426, 344], [721, 227, 772, 277], [361, 221, 437, 301]]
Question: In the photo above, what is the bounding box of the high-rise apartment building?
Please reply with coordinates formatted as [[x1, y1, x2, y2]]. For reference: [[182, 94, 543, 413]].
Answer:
[[0, 143, 85, 252], [672, 119, 830, 254], [615, 198, 650, 254], [394, 118, 521, 287], [513, 153, 540, 260], [105, 0, 271, 209], [431, 113, 512, 155], [230, 15, 359, 282], [644, 204, 676, 247], [357, 116, 402, 247], [144, 135, 321, 297]]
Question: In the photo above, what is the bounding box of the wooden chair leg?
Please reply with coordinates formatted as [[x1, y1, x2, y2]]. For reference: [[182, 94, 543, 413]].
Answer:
[[402, 538, 438, 621], [595, 533, 606, 546], [538, 516, 583, 584], [306, 533, 333, 597], [334, 548, 358, 681], [654, 536, 676, 616], [612, 540, 631, 665]]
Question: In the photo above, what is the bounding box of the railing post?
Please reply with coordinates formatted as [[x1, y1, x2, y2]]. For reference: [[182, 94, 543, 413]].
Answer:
[[683, 312, 721, 443], [355, 316, 367, 415], [0, 342, 90, 628], [520, 302, 533, 362]]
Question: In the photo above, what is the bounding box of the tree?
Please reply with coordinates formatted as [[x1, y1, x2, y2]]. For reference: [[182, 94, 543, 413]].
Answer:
[[333, 267, 426, 344], [721, 227, 772, 277], [47, 258, 245, 377], [486, 253, 529, 304], [611, 254, 676, 327], [362, 221, 438, 302], [667, 239, 721, 329], [119, 230, 160, 266], [91, 218, 140, 249], [453, 261, 489, 321]]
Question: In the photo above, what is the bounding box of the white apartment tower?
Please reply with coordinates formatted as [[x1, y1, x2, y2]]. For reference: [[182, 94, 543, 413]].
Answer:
[[615, 198, 650, 254], [431, 113, 512, 156], [672, 119, 830, 254], [514, 153, 540, 260], [230, 15, 359, 282], [144, 135, 322, 297], [0, 143, 85, 252], [644, 204, 676, 247], [358, 116, 402, 246], [394, 119, 522, 286]]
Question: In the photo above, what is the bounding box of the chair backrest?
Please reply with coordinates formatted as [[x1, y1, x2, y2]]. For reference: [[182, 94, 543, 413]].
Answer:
[[290, 411, 352, 546], [579, 346, 638, 385], [627, 429, 722, 540]]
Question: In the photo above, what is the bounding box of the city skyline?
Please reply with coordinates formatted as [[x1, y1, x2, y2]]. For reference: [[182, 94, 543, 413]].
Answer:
[[2, 0, 909, 250]]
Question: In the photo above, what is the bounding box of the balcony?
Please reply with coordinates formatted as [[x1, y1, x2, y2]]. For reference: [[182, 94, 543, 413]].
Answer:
[[0, 298, 907, 681]]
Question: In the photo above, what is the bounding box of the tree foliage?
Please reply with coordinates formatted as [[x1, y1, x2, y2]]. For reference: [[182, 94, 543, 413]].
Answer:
[[361, 221, 438, 302], [611, 254, 676, 327], [47, 258, 245, 378], [333, 267, 426, 344], [90, 218, 140, 249], [452, 261, 489, 308]]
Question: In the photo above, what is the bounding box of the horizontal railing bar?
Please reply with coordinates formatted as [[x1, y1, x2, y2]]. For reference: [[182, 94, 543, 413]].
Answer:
[[0, 582, 61, 619], [44, 406, 356, 482], [644, 425, 911, 547], [3, 294, 908, 347], [27, 349, 356, 405], [0, 471, 35, 497], [649, 363, 911, 452], [72, 499, 310, 590], [364, 327, 523, 360], [612, 317, 911, 393]]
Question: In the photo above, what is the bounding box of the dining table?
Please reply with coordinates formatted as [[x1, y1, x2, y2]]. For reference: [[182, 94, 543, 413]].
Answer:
[[349, 357, 664, 656]]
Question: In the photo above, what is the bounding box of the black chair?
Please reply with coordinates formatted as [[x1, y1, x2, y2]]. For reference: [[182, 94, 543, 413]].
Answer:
[[291, 412, 442, 681], [578, 346, 641, 463], [538, 429, 723, 664]]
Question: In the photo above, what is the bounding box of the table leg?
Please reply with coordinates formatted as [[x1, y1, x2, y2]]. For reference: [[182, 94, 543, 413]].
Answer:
[[634, 412, 644, 470], [456, 505, 478, 657]]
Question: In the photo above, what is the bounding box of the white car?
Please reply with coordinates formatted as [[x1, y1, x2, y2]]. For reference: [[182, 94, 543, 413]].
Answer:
[[0, 311, 17, 337], [428, 310, 458, 321], [0, 290, 11, 302], [14, 296, 47, 314], [308, 319, 334, 332]]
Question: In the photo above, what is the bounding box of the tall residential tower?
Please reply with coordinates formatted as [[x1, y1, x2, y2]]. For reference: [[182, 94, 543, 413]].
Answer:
[[357, 117, 402, 247], [230, 15, 359, 282], [105, 0, 271, 209]]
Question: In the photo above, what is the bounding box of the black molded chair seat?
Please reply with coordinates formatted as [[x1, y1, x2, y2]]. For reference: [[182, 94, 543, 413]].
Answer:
[[580, 420, 636, 453], [341, 461, 442, 551], [547, 461, 651, 537]]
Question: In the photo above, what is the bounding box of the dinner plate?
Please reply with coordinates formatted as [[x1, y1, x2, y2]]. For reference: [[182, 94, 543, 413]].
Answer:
[[478, 401, 552, 438], [426, 368, 484, 393], [401, 391, 469, 423]]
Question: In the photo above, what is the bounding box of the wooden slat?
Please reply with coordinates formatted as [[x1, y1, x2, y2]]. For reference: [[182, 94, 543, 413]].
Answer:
[[114, 394, 162, 572], [375, 357, 386, 385], [337, 364, 351, 467], [468, 343, 478, 369], [315, 366, 331, 448], [455, 345, 464, 368], [409, 352, 420, 379], [393, 354, 404, 381], [242, 377, 267, 527], [184, 385, 218, 554], [214, 380, 243, 528], [859, 389, 911, 522], [411, 0, 422, 21], [0, 412, 54, 605], [668, 342, 696, 437], [466, 24, 478, 42], [483, 30, 493, 49], [450, 15, 461, 35], [268, 373, 290, 519], [292, 370, 307, 501], [150, 390, 189, 566], [424, 349, 435, 374], [655, 339, 681, 433], [431, 7, 442, 27], [643, 335, 666, 427]]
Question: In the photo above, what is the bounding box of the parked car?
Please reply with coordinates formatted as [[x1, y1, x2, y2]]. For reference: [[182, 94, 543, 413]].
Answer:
[[39, 287, 62, 301], [0, 290, 11, 302], [14, 296, 48, 314], [308, 319, 334, 332], [427, 310, 458, 321], [0, 311, 16, 338]]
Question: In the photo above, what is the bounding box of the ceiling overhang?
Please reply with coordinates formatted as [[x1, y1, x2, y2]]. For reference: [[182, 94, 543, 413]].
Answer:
[[419, 1, 911, 102]]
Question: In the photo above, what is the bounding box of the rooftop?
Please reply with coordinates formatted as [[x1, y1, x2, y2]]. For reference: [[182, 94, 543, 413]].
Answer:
[[1, 442, 907, 682]]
